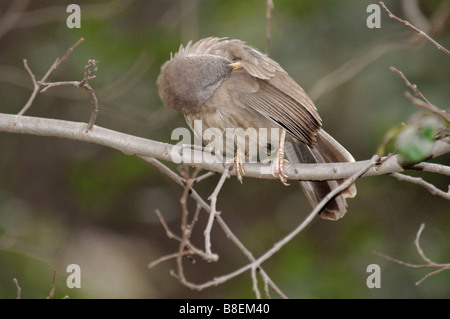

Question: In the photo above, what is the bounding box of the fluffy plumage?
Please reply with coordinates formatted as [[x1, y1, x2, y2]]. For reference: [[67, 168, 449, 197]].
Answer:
[[157, 37, 356, 220]]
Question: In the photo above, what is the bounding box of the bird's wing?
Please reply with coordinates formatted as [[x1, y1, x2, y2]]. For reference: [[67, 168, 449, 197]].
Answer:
[[207, 38, 322, 145]]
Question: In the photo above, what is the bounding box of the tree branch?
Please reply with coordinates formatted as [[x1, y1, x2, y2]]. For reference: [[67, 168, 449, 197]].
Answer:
[[380, 1, 450, 55], [390, 172, 450, 200], [142, 157, 288, 298], [163, 155, 379, 292], [18, 38, 85, 116], [1, 113, 449, 183], [204, 164, 231, 257], [374, 223, 450, 285], [13, 278, 21, 299], [389, 66, 450, 123]]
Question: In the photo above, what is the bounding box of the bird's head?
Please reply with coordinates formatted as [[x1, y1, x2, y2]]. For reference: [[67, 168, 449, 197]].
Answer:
[[157, 54, 242, 114]]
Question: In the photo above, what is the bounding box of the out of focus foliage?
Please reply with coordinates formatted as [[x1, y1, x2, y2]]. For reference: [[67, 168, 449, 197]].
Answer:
[[0, 0, 449, 298]]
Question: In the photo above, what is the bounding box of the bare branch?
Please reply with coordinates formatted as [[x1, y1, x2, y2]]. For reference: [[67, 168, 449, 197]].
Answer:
[[153, 208, 216, 263], [380, 1, 450, 55], [390, 66, 450, 122], [403, 91, 446, 118], [251, 266, 261, 299], [263, 277, 271, 299], [154, 209, 181, 241], [415, 266, 450, 286], [148, 251, 190, 269], [374, 223, 450, 285], [390, 172, 450, 200], [13, 278, 21, 299], [204, 164, 231, 257], [46, 271, 56, 299], [167, 155, 379, 291], [400, 0, 429, 32], [409, 162, 450, 176], [20, 59, 40, 114], [193, 171, 216, 183], [3, 31, 449, 297], [1, 113, 449, 182], [38, 59, 99, 130], [414, 223, 433, 265], [309, 1, 448, 102], [18, 38, 85, 116], [142, 157, 288, 298]]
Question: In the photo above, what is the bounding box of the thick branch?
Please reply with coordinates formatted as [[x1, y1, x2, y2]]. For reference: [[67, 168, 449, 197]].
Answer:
[[1, 113, 449, 181]]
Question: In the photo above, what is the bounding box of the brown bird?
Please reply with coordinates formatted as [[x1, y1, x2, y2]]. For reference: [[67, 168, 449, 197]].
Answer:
[[157, 37, 356, 220]]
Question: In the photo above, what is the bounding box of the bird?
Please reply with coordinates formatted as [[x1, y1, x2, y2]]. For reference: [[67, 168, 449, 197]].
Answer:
[[157, 37, 356, 220]]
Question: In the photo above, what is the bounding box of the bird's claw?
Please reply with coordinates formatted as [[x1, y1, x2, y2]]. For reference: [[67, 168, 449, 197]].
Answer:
[[272, 155, 290, 186]]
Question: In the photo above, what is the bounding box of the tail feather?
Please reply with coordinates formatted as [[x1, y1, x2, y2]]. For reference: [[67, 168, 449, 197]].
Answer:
[[285, 129, 356, 220]]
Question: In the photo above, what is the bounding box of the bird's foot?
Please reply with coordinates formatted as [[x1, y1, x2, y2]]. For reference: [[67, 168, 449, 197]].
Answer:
[[271, 154, 290, 186]]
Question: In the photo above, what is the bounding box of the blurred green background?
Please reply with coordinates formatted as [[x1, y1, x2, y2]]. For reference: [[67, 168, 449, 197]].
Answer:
[[0, 0, 449, 298]]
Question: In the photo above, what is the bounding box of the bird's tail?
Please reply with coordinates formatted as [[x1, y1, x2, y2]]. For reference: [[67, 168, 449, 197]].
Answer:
[[286, 129, 357, 220]]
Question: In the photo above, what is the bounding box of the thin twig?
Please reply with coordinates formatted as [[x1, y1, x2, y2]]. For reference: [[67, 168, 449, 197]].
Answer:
[[148, 251, 190, 269], [374, 223, 450, 285], [204, 164, 231, 257], [142, 157, 287, 299], [188, 204, 202, 234], [39, 59, 99, 130], [263, 277, 271, 299], [18, 38, 84, 116], [390, 66, 450, 122], [409, 162, 450, 176], [414, 223, 433, 265], [152, 168, 224, 285], [176, 168, 200, 282], [373, 250, 433, 269], [403, 91, 450, 123], [166, 155, 379, 291], [13, 278, 21, 299], [214, 213, 287, 299], [46, 271, 56, 299], [390, 172, 450, 200], [179, 167, 201, 242], [43, 38, 86, 80], [154, 209, 181, 241], [400, 0, 429, 33], [415, 266, 450, 286], [380, 1, 450, 55], [20, 59, 40, 113], [153, 208, 216, 262], [193, 171, 216, 183], [18, 39, 99, 131], [251, 266, 261, 299]]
